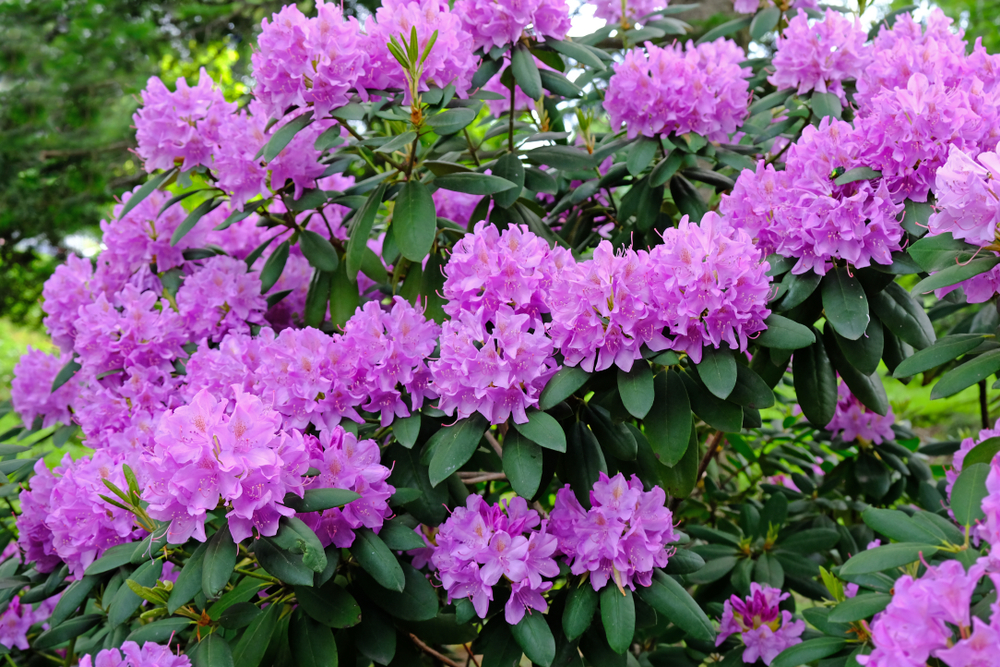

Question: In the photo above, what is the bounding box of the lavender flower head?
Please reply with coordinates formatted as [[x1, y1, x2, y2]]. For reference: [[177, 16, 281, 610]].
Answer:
[[0, 594, 58, 651], [11, 348, 77, 430], [431, 494, 559, 625], [80, 641, 191, 667], [251, 2, 367, 121], [176, 255, 268, 343], [549, 473, 675, 591], [604, 39, 751, 141], [716, 583, 805, 666], [42, 254, 97, 353], [769, 9, 871, 104], [455, 0, 570, 52], [928, 142, 1000, 247], [826, 381, 896, 445], [592, 0, 669, 28]]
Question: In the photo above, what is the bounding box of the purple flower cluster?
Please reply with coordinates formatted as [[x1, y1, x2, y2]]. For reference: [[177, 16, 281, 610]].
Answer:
[[733, 0, 816, 14], [299, 426, 395, 548], [825, 381, 896, 445], [722, 118, 904, 275], [768, 9, 871, 104], [144, 388, 309, 543], [592, 0, 667, 28], [929, 142, 1000, 247], [80, 641, 191, 667], [433, 223, 560, 424], [133, 68, 234, 173], [0, 594, 58, 651], [176, 255, 268, 343], [251, 2, 366, 120], [946, 419, 1000, 499], [858, 560, 997, 667], [604, 39, 751, 141], [979, 457, 1000, 569], [716, 583, 805, 666], [10, 348, 77, 429], [431, 495, 559, 624], [361, 0, 478, 99], [454, 0, 570, 53], [549, 473, 675, 591]]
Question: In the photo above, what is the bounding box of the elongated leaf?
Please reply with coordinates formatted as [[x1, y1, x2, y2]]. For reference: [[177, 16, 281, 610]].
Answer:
[[697, 15, 752, 42], [296, 582, 361, 628], [357, 562, 439, 621], [191, 634, 235, 667], [793, 336, 837, 427], [755, 314, 815, 349], [645, 371, 691, 466], [203, 524, 237, 599], [51, 359, 81, 393], [427, 414, 489, 486], [492, 152, 525, 209], [540, 365, 590, 410], [259, 239, 290, 294], [696, 346, 737, 399], [618, 362, 654, 418], [32, 614, 103, 649], [728, 364, 775, 409], [822, 266, 869, 340], [893, 334, 982, 378], [912, 256, 1000, 294], [539, 68, 582, 98], [638, 571, 714, 642], [171, 197, 221, 247], [951, 462, 991, 526], [750, 6, 781, 39], [290, 611, 339, 667], [600, 586, 635, 654], [563, 583, 598, 641], [346, 183, 387, 281], [512, 410, 566, 452], [126, 617, 192, 645], [511, 611, 555, 667], [109, 559, 162, 627], [908, 232, 980, 272], [547, 39, 606, 70], [426, 107, 477, 135], [811, 91, 842, 120], [649, 151, 684, 187], [961, 436, 1000, 468], [84, 543, 135, 576], [168, 540, 209, 613], [681, 371, 743, 433], [840, 543, 939, 576], [434, 172, 518, 195], [566, 422, 609, 505], [232, 600, 280, 667], [119, 168, 178, 221], [48, 576, 98, 627], [833, 317, 884, 376], [931, 349, 1000, 399], [779, 529, 840, 554], [394, 181, 437, 262], [833, 166, 881, 185], [263, 111, 314, 162], [627, 136, 659, 177], [825, 327, 889, 416], [299, 231, 340, 272], [351, 528, 405, 592], [771, 637, 846, 667], [862, 507, 943, 545], [503, 430, 543, 498], [378, 519, 427, 551], [511, 44, 542, 100], [828, 594, 892, 623], [284, 488, 361, 513], [524, 145, 595, 171]]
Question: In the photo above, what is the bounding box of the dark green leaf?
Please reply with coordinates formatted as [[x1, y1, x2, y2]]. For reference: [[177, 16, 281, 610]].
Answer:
[[638, 571, 714, 642], [51, 359, 81, 393], [563, 583, 598, 641], [695, 347, 737, 399], [539, 68, 582, 97], [291, 612, 339, 667], [171, 197, 222, 247], [670, 174, 706, 221], [346, 183, 387, 281], [427, 414, 490, 486], [503, 430, 543, 498], [109, 559, 163, 627], [32, 614, 103, 649], [627, 136, 659, 177], [547, 39, 606, 70], [840, 543, 939, 576], [434, 172, 518, 195], [822, 266, 869, 341], [512, 610, 555, 667], [492, 153, 525, 209], [84, 542, 133, 576], [861, 508, 943, 545], [358, 562, 439, 621], [511, 45, 543, 100], [659, 428, 698, 498], [618, 362, 654, 418], [649, 151, 684, 187], [646, 371, 691, 467], [664, 549, 706, 575], [780, 529, 840, 554], [426, 107, 478, 135], [600, 586, 634, 654], [264, 112, 314, 161], [697, 16, 752, 42], [299, 231, 340, 272], [828, 594, 892, 623], [825, 328, 889, 416], [394, 413, 421, 449], [833, 167, 881, 186], [256, 537, 314, 586], [951, 462, 991, 526], [271, 516, 327, 573], [912, 256, 1000, 295], [931, 350, 1000, 399], [482, 621, 524, 667], [908, 233, 980, 272], [811, 92, 842, 120], [524, 146, 595, 171], [284, 488, 361, 514], [259, 239, 290, 294], [378, 519, 428, 551], [354, 601, 396, 664], [190, 634, 235, 667], [219, 602, 262, 630], [119, 168, 177, 220], [512, 410, 567, 453], [296, 582, 361, 628], [771, 638, 846, 667], [728, 364, 775, 409], [48, 575, 98, 627], [833, 318, 884, 376], [753, 553, 784, 589], [587, 405, 637, 461], [681, 372, 743, 433], [232, 600, 280, 667], [893, 334, 981, 378], [961, 436, 1000, 468], [756, 314, 816, 349], [750, 6, 781, 39], [351, 528, 405, 592], [125, 617, 192, 645], [203, 524, 237, 599], [394, 181, 437, 262]]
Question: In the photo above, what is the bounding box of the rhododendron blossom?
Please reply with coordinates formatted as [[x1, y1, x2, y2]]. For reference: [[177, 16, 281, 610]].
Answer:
[[716, 584, 805, 666]]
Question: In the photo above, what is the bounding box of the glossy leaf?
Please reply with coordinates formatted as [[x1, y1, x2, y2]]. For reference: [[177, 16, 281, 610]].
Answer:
[[511, 410, 567, 452], [892, 334, 982, 378], [427, 414, 489, 486], [503, 430, 543, 498], [511, 611, 555, 667], [563, 583, 598, 641], [190, 634, 235, 667], [511, 44, 542, 100], [600, 586, 635, 654], [203, 524, 237, 599], [263, 111, 314, 161], [840, 543, 939, 576], [646, 371, 691, 467], [930, 349, 1000, 399], [951, 462, 991, 526], [434, 172, 518, 195], [346, 183, 387, 280], [638, 571, 715, 642], [822, 266, 869, 341], [299, 230, 340, 272], [618, 362, 654, 418], [394, 180, 437, 262], [352, 528, 405, 592]]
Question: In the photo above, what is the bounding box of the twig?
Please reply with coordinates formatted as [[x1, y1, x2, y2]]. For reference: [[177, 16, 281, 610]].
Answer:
[[337, 119, 405, 171], [669, 431, 726, 512], [508, 78, 516, 153], [464, 129, 482, 167], [410, 633, 463, 667], [458, 472, 507, 484], [484, 431, 503, 458], [980, 380, 990, 429], [463, 643, 481, 667]]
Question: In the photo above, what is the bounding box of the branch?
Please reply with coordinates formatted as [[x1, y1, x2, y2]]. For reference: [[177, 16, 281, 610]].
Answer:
[[458, 472, 507, 484], [484, 431, 503, 458], [669, 431, 726, 512], [409, 634, 463, 667]]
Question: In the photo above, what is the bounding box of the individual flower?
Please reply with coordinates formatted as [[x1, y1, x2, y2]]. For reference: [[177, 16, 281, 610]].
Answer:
[[251, 2, 367, 121], [454, 0, 570, 52], [928, 142, 1000, 247], [549, 473, 675, 591], [604, 39, 751, 141], [722, 118, 904, 275], [144, 388, 309, 543], [431, 495, 559, 624], [826, 381, 895, 444], [646, 213, 772, 362], [935, 617, 1000, 667], [11, 348, 78, 429], [133, 68, 234, 172], [298, 426, 394, 548], [768, 9, 871, 103], [80, 641, 191, 667], [360, 0, 478, 101], [176, 255, 268, 343], [716, 584, 805, 665]]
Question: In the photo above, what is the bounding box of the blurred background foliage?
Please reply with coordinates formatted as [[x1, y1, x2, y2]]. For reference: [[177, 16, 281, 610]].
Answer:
[[0, 0, 994, 435]]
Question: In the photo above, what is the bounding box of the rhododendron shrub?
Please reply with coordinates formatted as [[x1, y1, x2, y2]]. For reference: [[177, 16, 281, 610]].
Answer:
[[4, 2, 1000, 665]]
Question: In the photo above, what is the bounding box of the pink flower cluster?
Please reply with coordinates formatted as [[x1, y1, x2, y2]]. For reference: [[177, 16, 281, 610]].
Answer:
[[0, 594, 58, 651], [454, 0, 570, 53], [10, 348, 77, 430], [251, 2, 366, 120], [768, 9, 871, 104], [80, 641, 191, 667], [176, 255, 268, 343], [431, 495, 559, 625], [549, 473, 675, 591], [858, 561, 998, 667], [299, 426, 395, 548], [929, 142, 1000, 247], [733, 0, 816, 14], [716, 583, 805, 666], [592, 0, 668, 27], [144, 388, 309, 543], [433, 223, 560, 424], [825, 381, 896, 445], [604, 39, 751, 141], [361, 0, 478, 99], [722, 118, 904, 275]]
